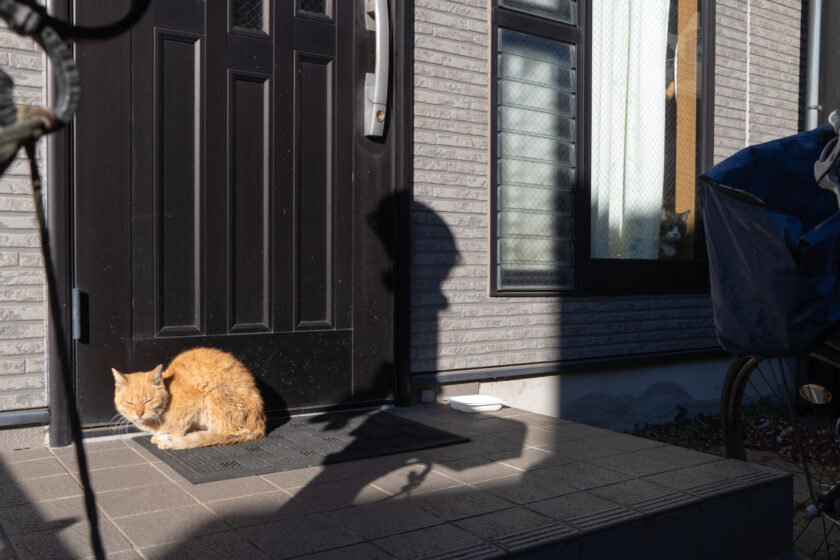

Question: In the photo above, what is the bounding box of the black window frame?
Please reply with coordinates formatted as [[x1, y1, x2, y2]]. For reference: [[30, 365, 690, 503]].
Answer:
[[490, 0, 716, 297]]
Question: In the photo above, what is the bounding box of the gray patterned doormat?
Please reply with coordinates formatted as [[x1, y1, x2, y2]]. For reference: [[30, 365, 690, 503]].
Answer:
[[134, 410, 469, 484]]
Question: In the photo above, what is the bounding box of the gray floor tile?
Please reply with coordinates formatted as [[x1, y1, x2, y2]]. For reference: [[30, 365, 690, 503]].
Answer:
[[590, 450, 684, 477], [324, 500, 444, 540], [175, 473, 277, 502], [504, 412, 573, 427], [643, 465, 748, 496], [95, 482, 198, 518], [297, 453, 408, 483], [588, 432, 669, 452], [362, 463, 464, 496], [260, 465, 325, 490], [56, 446, 148, 473], [237, 513, 364, 559], [401, 485, 517, 521], [633, 444, 721, 469], [8, 518, 132, 560], [52, 439, 129, 455], [282, 476, 392, 512], [537, 461, 634, 490], [409, 439, 487, 462], [86, 463, 169, 493], [588, 478, 699, 514], [0, 457, 67, 482], [460, 432, 529, 456], [473, 470, 578, 505], [123, 437, 164, 463], [534, 438, 627, 462], [372, 523, 502, 559], [695, 458, 784, 482], [0, 495, 85, 535], [0, 474, 82, 507], [294, 542, 394, 560], [528, 490, 642, 532], [112, 504, 228, 548], [203, 490, 315, 527], [0, 447, 53, 463], [102, 550, 145, 560], [433, 455, 523, 484], [530, 423, 615, 444], [455, 506, 579, 554], [487, 446, 575, 471], [141, 530, 271, 560], [461, 416, 532, 435]]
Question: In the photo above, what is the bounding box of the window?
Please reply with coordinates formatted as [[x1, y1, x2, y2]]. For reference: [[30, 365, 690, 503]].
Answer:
[[232, 0, 269, 33], [491, 0, 713, 294]]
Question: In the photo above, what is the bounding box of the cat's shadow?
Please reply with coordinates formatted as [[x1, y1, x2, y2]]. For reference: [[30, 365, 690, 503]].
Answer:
[[256, 380, 290, 430]]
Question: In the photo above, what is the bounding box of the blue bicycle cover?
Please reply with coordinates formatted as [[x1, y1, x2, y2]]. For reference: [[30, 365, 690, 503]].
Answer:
[[700, 125, 840, 356]]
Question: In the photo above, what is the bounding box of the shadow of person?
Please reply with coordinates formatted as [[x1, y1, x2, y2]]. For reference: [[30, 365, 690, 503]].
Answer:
[[153, 194, 536, 559]]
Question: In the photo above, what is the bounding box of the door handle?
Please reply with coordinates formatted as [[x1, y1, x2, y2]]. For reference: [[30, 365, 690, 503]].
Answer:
[[364, 0, 388, 137]]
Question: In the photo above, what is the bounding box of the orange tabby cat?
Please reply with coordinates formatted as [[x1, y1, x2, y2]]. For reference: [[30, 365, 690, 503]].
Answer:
[[112, 347, 266, 450]]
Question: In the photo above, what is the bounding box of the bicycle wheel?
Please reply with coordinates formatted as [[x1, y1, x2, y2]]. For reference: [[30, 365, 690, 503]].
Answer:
[[721, 354, 840, 559]]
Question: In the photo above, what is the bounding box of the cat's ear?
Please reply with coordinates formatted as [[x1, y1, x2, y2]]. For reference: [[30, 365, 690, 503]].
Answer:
[[680, 209, 691, 218], [111, 368, 127, 387], [150, 364, 164, 387]]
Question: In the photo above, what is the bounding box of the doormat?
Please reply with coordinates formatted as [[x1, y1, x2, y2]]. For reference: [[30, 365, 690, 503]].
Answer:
[[134, 410, 469, 484]]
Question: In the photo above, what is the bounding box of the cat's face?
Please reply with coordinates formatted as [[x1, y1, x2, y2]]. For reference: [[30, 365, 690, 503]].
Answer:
[[112, 365, 170, 424], [660, 209, 690, 242]]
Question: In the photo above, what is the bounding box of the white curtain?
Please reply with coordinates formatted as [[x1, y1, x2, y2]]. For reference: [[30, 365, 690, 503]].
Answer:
[[590, 0, 670, 259]]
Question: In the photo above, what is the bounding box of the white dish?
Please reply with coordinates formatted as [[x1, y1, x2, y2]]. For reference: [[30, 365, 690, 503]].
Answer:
[[446, 394, 507, 413]]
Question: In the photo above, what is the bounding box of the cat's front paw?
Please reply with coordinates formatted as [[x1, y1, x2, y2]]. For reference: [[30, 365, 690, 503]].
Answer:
[[155, 433, 189, 450]]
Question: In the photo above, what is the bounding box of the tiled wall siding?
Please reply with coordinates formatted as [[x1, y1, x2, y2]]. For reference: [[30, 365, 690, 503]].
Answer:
[[411, 0, 803, 375], [0, 24, 46, 411], [714, 0, 803, 163]]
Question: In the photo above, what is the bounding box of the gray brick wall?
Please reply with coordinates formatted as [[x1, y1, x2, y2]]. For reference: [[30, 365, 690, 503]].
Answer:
[[411, 0, 802, 375], [0, 23, 47, 411], [714, 0, 803, 163]]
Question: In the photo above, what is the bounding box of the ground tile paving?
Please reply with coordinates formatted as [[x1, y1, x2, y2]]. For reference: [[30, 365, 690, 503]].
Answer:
[[0, 404, 794, 559]]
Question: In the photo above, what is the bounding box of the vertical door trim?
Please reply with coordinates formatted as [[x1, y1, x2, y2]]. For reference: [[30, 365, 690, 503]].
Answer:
[[393, 0, 413, 406], [47, 0, 74, 447]]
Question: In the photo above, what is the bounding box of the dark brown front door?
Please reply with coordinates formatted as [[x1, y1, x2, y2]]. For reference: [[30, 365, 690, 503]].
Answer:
[[69, 0, 397, 425]]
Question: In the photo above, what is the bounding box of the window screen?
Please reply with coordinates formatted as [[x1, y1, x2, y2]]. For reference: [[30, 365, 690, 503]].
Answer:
[[499, 0, 577, 25], [496, 28, 577, 291]]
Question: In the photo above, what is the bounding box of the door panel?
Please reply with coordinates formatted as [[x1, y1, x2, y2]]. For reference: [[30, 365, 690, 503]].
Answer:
[[230, 72, 270, 332], [72, 0, 395, 425]]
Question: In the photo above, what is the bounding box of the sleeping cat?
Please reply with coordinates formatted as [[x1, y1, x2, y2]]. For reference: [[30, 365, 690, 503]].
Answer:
[[112, 347, 266, 450], [659, 208, 690, 259]]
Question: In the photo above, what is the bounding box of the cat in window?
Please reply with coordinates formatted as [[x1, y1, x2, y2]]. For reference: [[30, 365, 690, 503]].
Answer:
[[659, 208, 690, 259]]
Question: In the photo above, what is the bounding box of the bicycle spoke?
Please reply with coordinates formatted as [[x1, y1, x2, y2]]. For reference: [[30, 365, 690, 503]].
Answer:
[[725, 354, 840, 559]]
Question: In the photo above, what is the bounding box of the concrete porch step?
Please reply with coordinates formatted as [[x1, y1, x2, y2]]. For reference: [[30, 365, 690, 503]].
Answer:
[[382, 404, 792, 560], [0, 404, 794, 559]]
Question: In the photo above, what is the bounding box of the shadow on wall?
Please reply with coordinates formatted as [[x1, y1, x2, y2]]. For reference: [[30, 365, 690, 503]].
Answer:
[[563, 381, 720, 432], [408, 196, 459, 378]]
